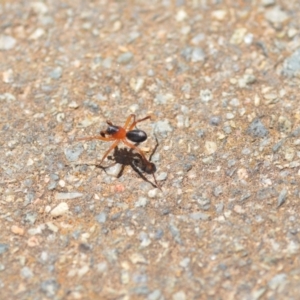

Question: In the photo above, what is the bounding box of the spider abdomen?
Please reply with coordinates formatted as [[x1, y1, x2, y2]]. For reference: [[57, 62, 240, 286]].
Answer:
[[126, 129, 147, 143]]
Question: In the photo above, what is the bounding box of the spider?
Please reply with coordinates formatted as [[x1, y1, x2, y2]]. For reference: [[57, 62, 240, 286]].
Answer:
[[77, 114, 160, 188]]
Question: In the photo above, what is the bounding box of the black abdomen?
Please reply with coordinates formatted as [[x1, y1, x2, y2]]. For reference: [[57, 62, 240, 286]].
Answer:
[[126, 129, 147, 143]]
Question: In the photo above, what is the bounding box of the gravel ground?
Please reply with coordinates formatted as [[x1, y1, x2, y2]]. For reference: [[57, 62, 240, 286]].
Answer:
[[1, 0, 300, 299]]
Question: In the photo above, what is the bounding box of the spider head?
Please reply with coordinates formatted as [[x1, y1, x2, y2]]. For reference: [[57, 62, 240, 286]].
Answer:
[[106, 121, 119, 135]]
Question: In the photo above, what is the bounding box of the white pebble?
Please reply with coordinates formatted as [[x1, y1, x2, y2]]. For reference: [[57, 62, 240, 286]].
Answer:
[[105, 163, 122, 178], [200, 89, 213, 102], [226, 113, 235, 120], [55, 192, 83, 200], [148, 189, 159, 198], [0, 35, 17, 50], [50, 202, 69, 217], [205, 141, 217, 154], [29, 28, 45, 40], [176, 10, 188, 22]]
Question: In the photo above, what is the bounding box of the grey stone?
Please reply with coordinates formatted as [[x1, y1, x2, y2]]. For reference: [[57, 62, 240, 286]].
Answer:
[[0, 244, 9, 255], [247, 118, 268, 137], [49, 66, 63, 79], [40, 279, 60, 297], [96, 212, 107, 223], [117, 52, 133, 64], [283, 48, 300, 77], [64, 144, 84, 162]]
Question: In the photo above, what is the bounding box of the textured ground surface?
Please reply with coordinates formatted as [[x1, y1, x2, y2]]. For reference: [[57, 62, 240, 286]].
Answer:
[[1, 0, 300, 299]]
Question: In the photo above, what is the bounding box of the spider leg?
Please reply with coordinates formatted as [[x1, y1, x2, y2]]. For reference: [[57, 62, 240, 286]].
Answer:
[[77, 135, 115, 142], [122, 139, 148, 162], [152, 173, 161, 190], [128, 115, 151, 131], [125, 140, 161, 190], [98, 140, 120, 165], [124, 114, 136, 129]]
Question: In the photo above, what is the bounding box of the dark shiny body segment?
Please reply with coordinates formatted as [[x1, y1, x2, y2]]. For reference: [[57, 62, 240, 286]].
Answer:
[[106, 125, 119, 135], [126, 129, 147, 143]]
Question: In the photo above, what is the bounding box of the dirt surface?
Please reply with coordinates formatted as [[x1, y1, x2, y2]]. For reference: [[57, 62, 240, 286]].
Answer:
[[1, 0, 300, 299]]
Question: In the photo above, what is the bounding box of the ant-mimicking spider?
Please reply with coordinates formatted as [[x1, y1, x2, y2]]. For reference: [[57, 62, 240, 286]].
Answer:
[[77, 114, 160, 189]]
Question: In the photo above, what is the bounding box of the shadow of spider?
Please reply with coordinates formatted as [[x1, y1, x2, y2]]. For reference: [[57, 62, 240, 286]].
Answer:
[[97, 137, 160, 189]]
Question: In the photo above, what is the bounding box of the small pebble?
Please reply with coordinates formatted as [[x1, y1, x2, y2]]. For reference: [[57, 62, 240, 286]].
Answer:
[[169, 224, 182, 244], [130, 253, 148, 264], [200, 89, 213, 102], [55, 192, 83, 200], [176, 115, 189, 128], [148, 189, 159, 198], [262, 0, 275, 6], [156, 172, 167, 181], [50, 202, 69, 217], [147, 289, 162, 300], [68, 101, 79, 109], [179, 257, 190, 268], [64, 145, 84, 162], [213, 186, 223, 197], [215, 202, 224, 214], [230, 28, 247, 44], [284, 148, 295, 161], [77, 265, 89, 277], [46, 222, 59, 233], [234, 205, 245, 214], [238, 74, 256, 88], [272, 139, 286, 153], [96, 262, 107, 273], [247, 118, 268, 137], [117, 52, 133, 64], [0, 244, 9, 254], [0, 93, 16, 102], [49, 66, 62, 79], [95, 212, 107, 224], [2, 69, 14, 83], [278, 116, 292, 133], [172, 291, 186, 300], [268, 273, 287, 290], [265, 7, 289, 24], [23, 212, 37, 225], [105, 163, 122, 178], [0, 35, 16, 50], [175, 10, 187, 22], [135, 197, 149, 208], [277, 189, 287, 208], [229, 98, 240, 107], [154, 120, 173, 136], [129, 77, 144, 93], [226, 113, 235, 120], [205, 141, 217, 154], [102, 57, 112, 68], [29, 28, 45, 40], [58, 180, 65, 187], [209, 116, 221, 126], [27, 236, 39, 247], [191, 47, 206, 62], [5, 194, 14, 202], [189, 212, 210, 221], [211, 10, 227, 21], [11, 225, 25, 236], [154, 93, 174, 105], [40, 279, 60, 297], [30, 2, 48, 14], [20, 267, 33, 279]]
